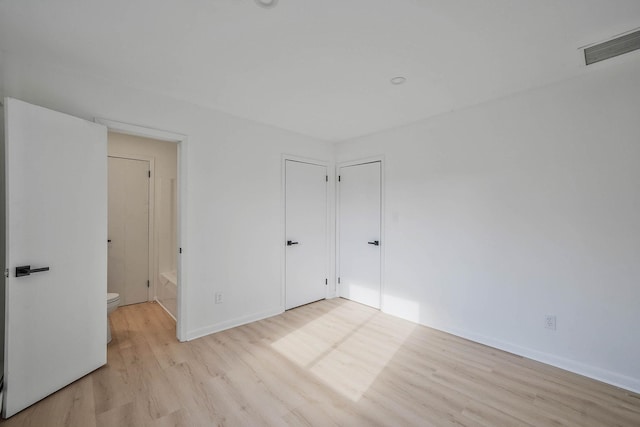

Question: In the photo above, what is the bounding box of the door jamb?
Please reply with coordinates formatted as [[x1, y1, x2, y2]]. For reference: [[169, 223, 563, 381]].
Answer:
[[95, 118, 188, 342], [336, 156, 385, 310]]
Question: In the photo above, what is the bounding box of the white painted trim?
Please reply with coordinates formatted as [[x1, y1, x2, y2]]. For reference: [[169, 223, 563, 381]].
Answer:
[[108, 154, 155, 303], [338, 155, 385, 169], [186, 307, 283, 341], [95, 119, 186, 143], [281, 155, 331, 310], [176, 135, 187, 341], [1, 99, 7, 417], [95, 117, 189, 342], [335, 156, 385, 309], [282, 154, 329, 166]]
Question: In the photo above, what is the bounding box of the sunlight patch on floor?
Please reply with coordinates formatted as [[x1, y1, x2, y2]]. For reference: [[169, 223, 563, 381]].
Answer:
[[271, 301, 416, 401]]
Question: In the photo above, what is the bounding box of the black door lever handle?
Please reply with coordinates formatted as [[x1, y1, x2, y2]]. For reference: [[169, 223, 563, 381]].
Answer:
[[368, 240, 380, 246], [16, 265, 50, 277], [287, 240, 299, 246]]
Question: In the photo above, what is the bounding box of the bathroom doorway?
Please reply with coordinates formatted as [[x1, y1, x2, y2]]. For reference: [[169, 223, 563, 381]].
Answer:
[[107, 131, 179, 321]]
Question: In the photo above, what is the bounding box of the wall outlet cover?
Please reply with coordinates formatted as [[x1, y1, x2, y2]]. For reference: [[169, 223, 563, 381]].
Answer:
[[545, 315, 557, 330]]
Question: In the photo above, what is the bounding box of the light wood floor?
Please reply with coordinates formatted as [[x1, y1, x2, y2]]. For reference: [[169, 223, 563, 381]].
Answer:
[[2, 299, 639, 426]]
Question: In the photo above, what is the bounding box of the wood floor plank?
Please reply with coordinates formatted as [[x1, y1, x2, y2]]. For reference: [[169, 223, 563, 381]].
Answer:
[[2, 374, 97, 427], [1, 298, 639, 427]]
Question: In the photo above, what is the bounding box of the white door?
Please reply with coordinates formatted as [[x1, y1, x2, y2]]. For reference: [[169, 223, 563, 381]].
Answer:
[[3, 98, 107, 417], [108, 156, 150, 305], [338, 161, 382, 309], [285, 160, 327, 310]]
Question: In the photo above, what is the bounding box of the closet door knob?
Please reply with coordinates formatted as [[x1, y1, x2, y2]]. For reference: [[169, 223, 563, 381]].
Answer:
[[367, 240, 379, 246], [287, 240, 299, 246]]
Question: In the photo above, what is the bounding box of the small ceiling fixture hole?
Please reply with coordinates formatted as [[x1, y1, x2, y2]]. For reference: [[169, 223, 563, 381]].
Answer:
[[390, 76, 407, 85]]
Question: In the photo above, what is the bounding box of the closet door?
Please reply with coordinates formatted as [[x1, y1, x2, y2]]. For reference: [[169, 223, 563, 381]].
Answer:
[[285, 160, 327, 310], [338, 161, 382, 309]]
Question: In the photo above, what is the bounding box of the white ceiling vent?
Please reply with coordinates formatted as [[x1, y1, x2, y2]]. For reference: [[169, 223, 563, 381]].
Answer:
[[584, 29, 640, 65]]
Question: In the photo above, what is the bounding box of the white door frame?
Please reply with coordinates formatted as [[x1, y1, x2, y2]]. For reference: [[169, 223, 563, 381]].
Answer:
[[336, 156, 385, 310], [281, 155, 330, 311], [108, 154, 154, 303], [95, 118, 188, 341]]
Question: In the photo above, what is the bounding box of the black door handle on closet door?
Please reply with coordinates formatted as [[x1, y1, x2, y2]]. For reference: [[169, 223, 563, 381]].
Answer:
[[368, 240, 380, 246], [287, 240, 299, 246]]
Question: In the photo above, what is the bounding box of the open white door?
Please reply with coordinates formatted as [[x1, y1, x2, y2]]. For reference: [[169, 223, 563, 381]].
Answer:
[[3, 98, 107, 417], [285, 160, 327, 310], [338, 161, 382, 309]]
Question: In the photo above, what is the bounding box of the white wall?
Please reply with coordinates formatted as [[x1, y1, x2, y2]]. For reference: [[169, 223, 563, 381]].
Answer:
[[336, 55, 640, 393], [0, 51, 334, 341]]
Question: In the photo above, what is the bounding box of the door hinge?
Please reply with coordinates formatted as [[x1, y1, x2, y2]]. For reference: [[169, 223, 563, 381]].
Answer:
[[325, 278, 328, 285], [179, 247, 182, 254], [338, 277, 341, 284], [326, 175, 328, 182], [4, 268, 8, 278], [338, 175, 341, 182], [147, 280, 150, 288], [148, 170, 151, 178]]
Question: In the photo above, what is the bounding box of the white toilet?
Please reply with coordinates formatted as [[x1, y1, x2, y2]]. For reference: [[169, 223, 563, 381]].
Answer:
[[107, 293, 121, 344]]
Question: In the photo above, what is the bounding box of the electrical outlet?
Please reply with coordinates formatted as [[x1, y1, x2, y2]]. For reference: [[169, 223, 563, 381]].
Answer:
[[545, 315, 556, 330], [215, 292, 223, 304]]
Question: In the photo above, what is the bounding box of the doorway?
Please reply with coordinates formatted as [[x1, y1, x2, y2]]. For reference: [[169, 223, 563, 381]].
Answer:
[[338, 160, 382, 309], [98, 118, 186, 340], [284, 159, 328, 310], [107, 132, 178, 318], [1, 100, 187, 418]]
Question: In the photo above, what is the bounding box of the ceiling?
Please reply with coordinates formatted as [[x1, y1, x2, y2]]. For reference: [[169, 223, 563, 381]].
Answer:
[[1, 0, 639, 141]]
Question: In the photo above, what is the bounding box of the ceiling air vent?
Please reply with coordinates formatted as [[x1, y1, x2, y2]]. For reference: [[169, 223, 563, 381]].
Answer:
[[584, 29, 640, 65]]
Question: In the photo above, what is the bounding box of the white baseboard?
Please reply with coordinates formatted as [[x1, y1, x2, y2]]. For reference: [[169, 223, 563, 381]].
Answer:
[[185, 306, 284, 341], [426, 323, 640, 395], [154, 297, 177, 321]]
